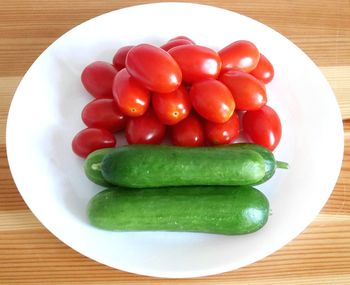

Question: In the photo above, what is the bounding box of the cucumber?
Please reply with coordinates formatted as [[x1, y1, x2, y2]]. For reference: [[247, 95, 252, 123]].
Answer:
[[84, 148, 115, 186], [87, 185, 269, 235], [101, 145, 266, 188], [225, 143, 288, 185]]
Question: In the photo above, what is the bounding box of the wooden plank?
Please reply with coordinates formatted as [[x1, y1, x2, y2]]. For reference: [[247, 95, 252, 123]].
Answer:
[[320, 66, 350, 120], [0, 0, 349, 76], [0, 210, 42, 231], [0, 216, 349, 284]]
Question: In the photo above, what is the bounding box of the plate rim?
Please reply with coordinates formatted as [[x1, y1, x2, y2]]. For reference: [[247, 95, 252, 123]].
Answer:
[[5, 2, 344, 278]]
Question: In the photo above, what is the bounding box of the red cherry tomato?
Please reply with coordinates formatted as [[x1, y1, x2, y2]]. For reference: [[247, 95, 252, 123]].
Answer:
[[125, 109, 166, 144], [170, 113, 205, 147], [219, 40, 260, 73], [112, 68, 150, 117], [160, 39, 193, 51], [125, 44, 182, 93], [205, 112, 240, 145], [152, 85, 191, 125], [81, 98, 126, 132], [112, 45, 134, 71], [81, 61, 117, 98], [219, 70, 266, 111], [250, 53, 274, 84], [72, 128, 116, 158], [190, 79, 235, 123], [168, 36, 195, 44], [168, 45, 222, 83], [242, 105, 282, 151]]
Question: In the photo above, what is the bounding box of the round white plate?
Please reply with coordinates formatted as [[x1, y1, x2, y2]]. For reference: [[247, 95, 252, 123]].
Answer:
[[6, 2, 343, 278]]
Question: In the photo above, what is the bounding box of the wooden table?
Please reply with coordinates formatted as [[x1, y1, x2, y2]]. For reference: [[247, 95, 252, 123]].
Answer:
[[1, 0, 349, 284]]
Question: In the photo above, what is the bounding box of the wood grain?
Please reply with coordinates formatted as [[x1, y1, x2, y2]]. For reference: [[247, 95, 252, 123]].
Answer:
[[1, 0, 349, 284]]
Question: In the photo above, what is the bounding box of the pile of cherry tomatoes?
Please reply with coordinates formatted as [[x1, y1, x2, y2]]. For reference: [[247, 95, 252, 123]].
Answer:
[[72, 36, 282, 158]]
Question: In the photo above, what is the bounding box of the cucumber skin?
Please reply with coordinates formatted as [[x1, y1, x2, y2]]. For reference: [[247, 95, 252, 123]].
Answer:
[[101, 145, 266, 188], [87, 186, 269, 235], [225, 143, 277, 185], [84, 148, 115, 187]]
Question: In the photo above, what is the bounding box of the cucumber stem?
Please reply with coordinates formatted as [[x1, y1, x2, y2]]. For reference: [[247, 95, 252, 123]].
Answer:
[[276, 161, 289, 169]]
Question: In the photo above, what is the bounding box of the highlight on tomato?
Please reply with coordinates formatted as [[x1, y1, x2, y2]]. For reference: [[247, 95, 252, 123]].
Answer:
[[219, 40, 260, 73], [125, 109, 166, 145], [219, 70, 266, 111], [190, 79, 235, 123], [81, 98, 126, 132], [113, 45, 134, 71], [112, 68, 150, 117], [242, 105, 282, 151], [205, 112, 240, 145], [152, 85, 191, 125], [170, 113, 205, 147], [81, 61, 117, 99], [72, 128, 116, 158], [168, 45, 221, 83], [250, 53, 274, 84], [160, 38, 193, 51], [125, 44, 182, 93]]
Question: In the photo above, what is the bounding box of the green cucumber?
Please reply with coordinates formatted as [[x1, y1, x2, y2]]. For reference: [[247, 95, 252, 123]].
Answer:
[[84, 148, 115, 186], [101, 145, 266, 188], [225, 143, 288, 185], [87, 185, 269, 235]]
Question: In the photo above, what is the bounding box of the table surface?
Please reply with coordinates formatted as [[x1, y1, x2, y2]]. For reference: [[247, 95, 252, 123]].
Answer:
[[1, 0, 349, 284]]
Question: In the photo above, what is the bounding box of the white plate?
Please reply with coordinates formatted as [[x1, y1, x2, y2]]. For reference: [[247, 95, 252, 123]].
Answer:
[[6, 3, 343, 278]]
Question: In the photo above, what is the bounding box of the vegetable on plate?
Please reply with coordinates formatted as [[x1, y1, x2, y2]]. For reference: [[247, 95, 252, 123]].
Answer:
[[87, 185, 269, 235]]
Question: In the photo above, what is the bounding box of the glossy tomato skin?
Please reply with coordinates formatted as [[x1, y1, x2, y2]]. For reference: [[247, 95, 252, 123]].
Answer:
[[72, 128, 116, 158], [242, 105, 282, 151], [82, 98, 126, 132], [160, 39, 193, 51], [219, 70, 267, 111], [112, 68, 150, 117], [125, 44, 182, 93], [81, 61, 117, 98], [126, 109, 166, 144], [190, 79, 235, 123], [170, 113, 205, 147], [218, 40, 260, 73], [168, 45, 221, 83], [168, 36, 195, 44], [250, 53, 274, 84], [205, 112, 240, 145], [152, 85, 191, 125], [112, 45, 134, 70]]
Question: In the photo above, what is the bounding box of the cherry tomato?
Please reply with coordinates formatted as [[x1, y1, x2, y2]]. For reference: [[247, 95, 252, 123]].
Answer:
[[81, 61, 117, 99], [125, 44, 182, 93], [219, 40, 260, 73], [242, 105, 282, 151], [170, 113, 205, 147], [81, 98, 126, 132], [112, 45, 134, 71], [152, 85, 191, 125], [160, 39, 193, 51], [168, 45, 221, 83], [219, 70, 266, 111], [190, 79, 235, 123], [205, 112, 240, 145], [250, 53, 274, 84], [112, 68, 150, 117], [72, 128, 116, 158], [125, 109, 166, 144], [168, 36, 195, 44]]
